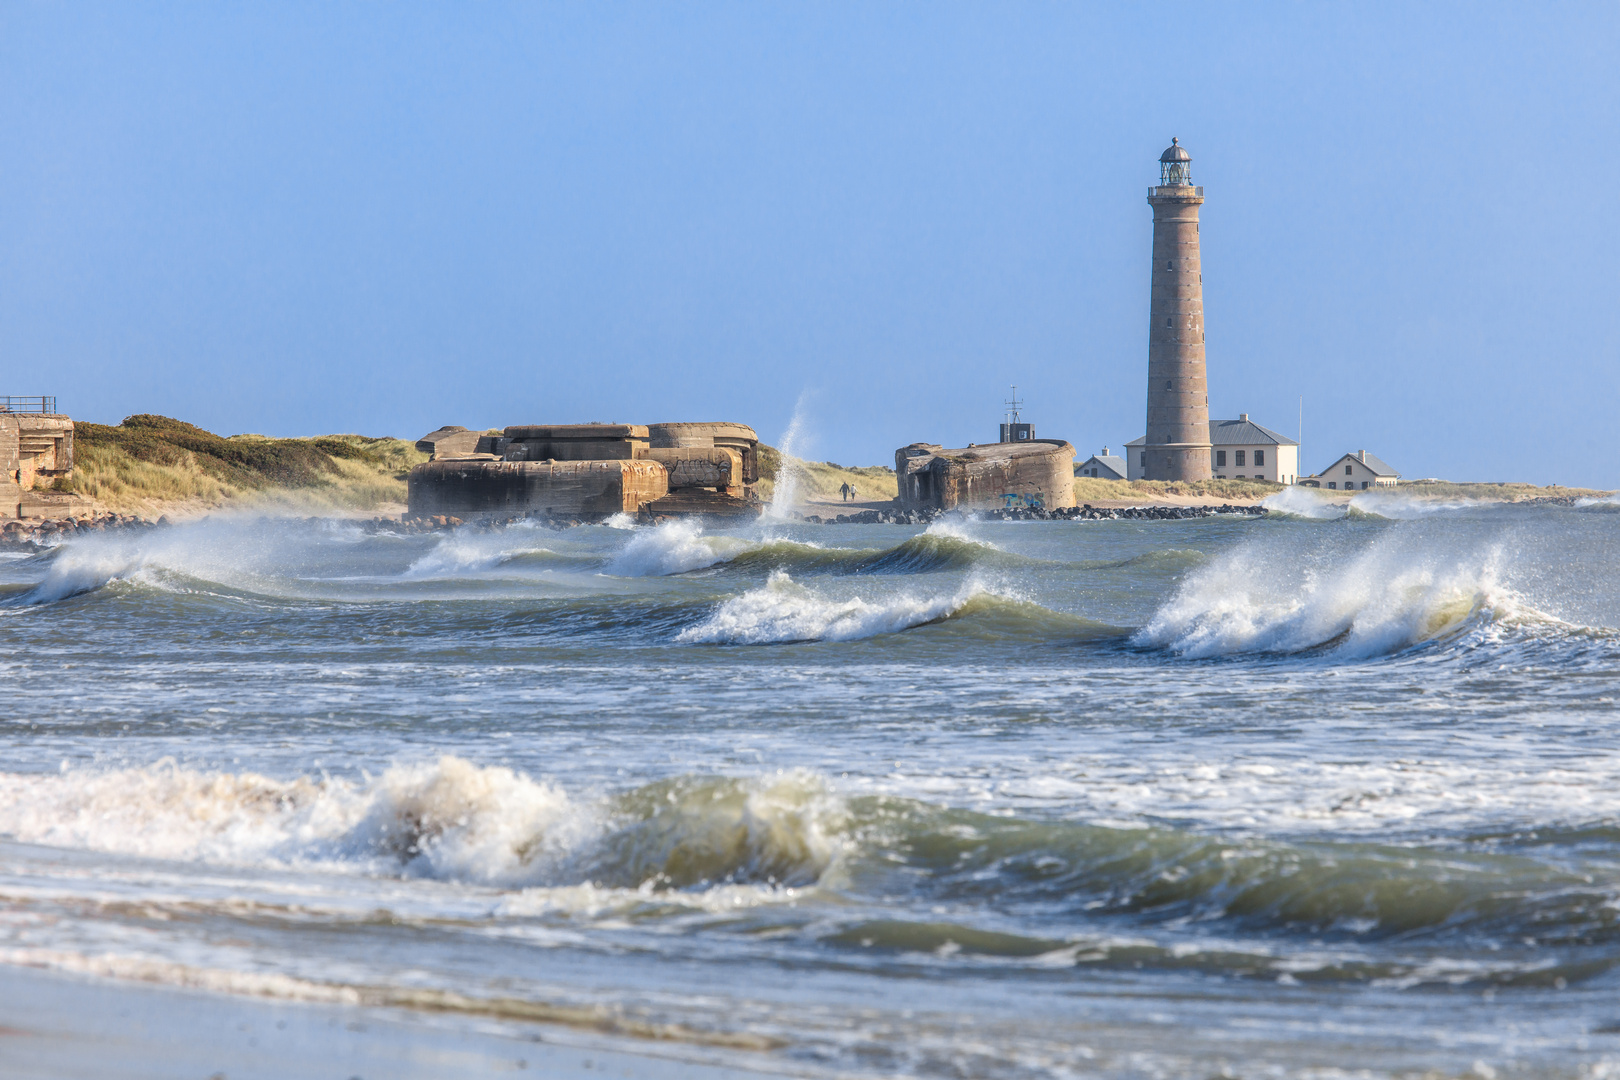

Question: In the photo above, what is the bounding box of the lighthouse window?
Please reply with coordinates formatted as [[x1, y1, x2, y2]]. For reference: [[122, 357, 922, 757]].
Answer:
[[1166, 318, 1172, 327], [1165, 380, 1172, 389], [1167, 261, 1174, 270]]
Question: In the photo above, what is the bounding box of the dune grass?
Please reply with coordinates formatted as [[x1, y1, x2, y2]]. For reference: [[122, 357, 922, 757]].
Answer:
[[1071, 476, 1284, 503], [755, 445, 898, 504], [1393, 480, 1609, 501], [64, 416, 426, 516]]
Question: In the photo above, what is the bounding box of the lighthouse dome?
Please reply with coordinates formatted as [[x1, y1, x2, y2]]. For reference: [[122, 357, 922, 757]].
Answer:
[[1159, 138, 1191, 163]]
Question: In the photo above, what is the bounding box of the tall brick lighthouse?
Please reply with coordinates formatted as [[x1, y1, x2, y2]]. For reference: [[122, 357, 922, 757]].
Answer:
[[1142, 138, 1211, 481]]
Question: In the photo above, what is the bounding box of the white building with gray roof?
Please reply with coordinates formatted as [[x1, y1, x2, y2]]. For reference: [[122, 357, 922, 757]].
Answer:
[[1076, 448, 1128, 481], [1302, 450, 1399, 490], [1125, 414, 1299, 483]]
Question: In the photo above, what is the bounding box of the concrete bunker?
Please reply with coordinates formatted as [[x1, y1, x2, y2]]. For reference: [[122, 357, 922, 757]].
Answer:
[[408, 421, 761, 520], [896, 439, 1076, 513], [1, 401, 80, 520]]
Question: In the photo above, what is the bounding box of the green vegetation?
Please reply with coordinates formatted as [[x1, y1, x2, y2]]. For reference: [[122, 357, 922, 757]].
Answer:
[[755, 444, 898, 504], [1396, 480, 1609, 501], [66, 415, 426, 515], [1072, 476, 1283, 503]]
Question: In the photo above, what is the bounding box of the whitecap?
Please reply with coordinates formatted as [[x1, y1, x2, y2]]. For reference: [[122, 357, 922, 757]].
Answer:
[[605, 519, 751, 576], [676, 569, 995, 644]]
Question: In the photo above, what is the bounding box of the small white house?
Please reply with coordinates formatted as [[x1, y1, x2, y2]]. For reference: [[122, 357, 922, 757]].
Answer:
[[1302, 450, 1399, 490], [1075, 447, 1127, 480], [1124, 414, 1300, 483]]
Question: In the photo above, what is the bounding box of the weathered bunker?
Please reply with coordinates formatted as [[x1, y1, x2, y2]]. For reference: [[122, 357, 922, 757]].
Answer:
[[407, 421, 761, 520], [896, 439, 1076, 513], [1, 406, 77, 520]]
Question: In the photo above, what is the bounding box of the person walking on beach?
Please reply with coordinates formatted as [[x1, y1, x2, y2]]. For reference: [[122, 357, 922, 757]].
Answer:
[[839, 482, 850, 502], [850, 483, 858, 503]]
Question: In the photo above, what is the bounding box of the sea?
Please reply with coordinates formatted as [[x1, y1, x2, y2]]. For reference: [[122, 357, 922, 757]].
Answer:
[[3, 486, 1620, 1078]]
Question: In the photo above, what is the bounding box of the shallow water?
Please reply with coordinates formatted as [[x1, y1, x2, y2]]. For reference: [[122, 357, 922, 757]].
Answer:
[[2, 494, 1620, 1077]]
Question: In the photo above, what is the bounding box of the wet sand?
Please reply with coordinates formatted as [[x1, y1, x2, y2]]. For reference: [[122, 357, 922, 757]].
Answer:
[[0, 965, 779, 1080]]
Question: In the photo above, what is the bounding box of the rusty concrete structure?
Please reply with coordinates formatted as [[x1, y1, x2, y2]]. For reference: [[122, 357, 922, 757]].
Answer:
[[1, 403, 76, 521], [896, 439, 1077, 513], [1143, 138, 1212, 481], [408, 421, 760, 520]]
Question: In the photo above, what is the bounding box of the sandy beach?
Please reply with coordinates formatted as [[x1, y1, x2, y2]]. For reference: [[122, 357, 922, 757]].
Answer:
[[0, 965, 777, 1080]]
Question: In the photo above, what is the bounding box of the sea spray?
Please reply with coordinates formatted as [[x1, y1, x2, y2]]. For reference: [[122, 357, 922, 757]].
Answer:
[[403, 523, 563, 579], [1136, 529, 1520, 658], [762, 394, 812, 522], [676, 569, 1005, 643], [1260, 486, 1346, 520], [605, 519, 752, 576], [0, 757, 847, 891]]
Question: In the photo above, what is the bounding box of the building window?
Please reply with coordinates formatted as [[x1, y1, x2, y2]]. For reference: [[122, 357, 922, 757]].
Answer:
[[1362, 481, 1369, 489], [1215, 450, 1226, 466], [1328, 482, 1336, 489], [1345, 465, 1353, 476], [1235, 450, 1246, 466], [1254, 450, 1264, 466], [1236, 474, 1245, 479], [1140, 453, 1146, 467]]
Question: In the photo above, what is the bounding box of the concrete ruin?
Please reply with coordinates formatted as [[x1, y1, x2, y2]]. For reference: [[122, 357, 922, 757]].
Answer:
[[408, 421, 761, 520], [896, 439, 1077, 513], [1, 405, 78, 521]]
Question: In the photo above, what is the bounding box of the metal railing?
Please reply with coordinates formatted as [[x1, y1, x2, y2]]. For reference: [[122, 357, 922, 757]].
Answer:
[[0, 396, 57, 414]]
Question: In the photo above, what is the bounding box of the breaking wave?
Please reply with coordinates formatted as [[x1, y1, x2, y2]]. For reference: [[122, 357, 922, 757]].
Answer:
[[0, 757, 843, 892], [606, 519, 1017, 579], [1134, 529, 1561, 658], [1263, 486, 1490, 522], [675, 570, 1011, 643], [1260, 486, 1347, 520], [605, 519, 757, 576], [4, 758, 1619, 985], [402, 528, 576, 579]]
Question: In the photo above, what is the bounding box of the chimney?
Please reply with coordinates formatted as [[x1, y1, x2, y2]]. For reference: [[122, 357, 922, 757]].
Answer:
[[1357, 450, 1366, 462], [1102, 447, 1110, 455], [1239, 413, 1249, 422]]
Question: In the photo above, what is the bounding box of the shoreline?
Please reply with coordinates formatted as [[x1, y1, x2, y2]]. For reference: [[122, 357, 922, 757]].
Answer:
[[2, 488, 1609, 549], [0, 963, 776, 1080]]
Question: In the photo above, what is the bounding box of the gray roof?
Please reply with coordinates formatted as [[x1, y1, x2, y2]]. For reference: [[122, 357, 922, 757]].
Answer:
[[1160, 138, 1190, 162], [1319, 451, 1399, 477], [1124, 418, 1298, 448], [1210, 418, 1297, 446], [1076, 454, 1127, 479]]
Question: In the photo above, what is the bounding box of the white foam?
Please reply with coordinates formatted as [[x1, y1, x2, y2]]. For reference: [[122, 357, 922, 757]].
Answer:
[[676, 569, 994, 643], [1349, 491, 1482, 519], [402, 526, 557, 579], [921, 518, 1001, 548], [1260, 487, 1345, 520], [1135, 533, 1525, 658], [605, 519, 751, 576], [0, 758, 844, 892]]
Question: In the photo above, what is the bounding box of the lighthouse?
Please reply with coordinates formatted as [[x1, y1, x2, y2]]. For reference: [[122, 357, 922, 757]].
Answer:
[[1142, 138, 1212, 481]]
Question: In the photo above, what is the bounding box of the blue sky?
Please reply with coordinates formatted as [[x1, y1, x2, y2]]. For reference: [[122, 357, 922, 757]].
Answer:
[[2, 2, 1616, 484]]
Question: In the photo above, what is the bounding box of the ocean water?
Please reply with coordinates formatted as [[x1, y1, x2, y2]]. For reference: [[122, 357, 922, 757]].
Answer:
[[2, 492, 1620, 1077]]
